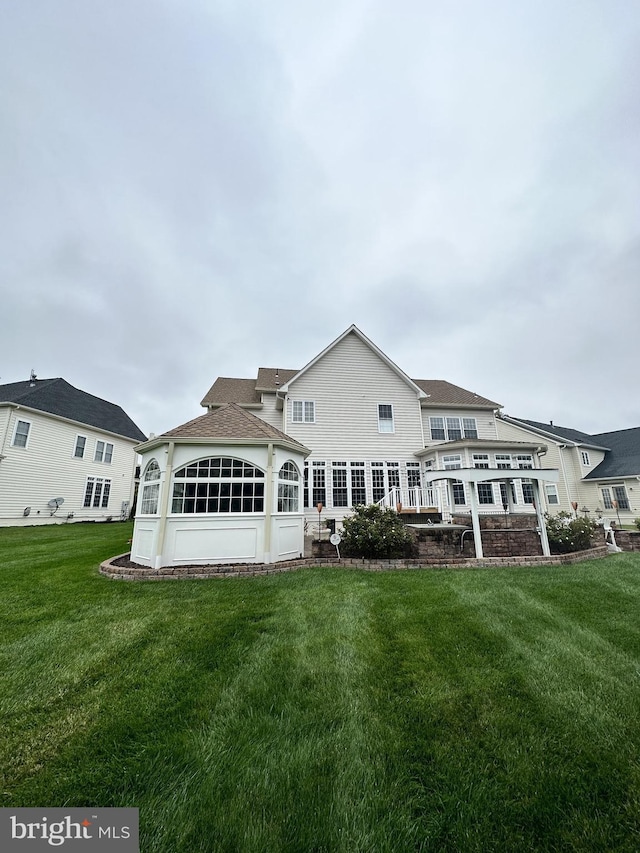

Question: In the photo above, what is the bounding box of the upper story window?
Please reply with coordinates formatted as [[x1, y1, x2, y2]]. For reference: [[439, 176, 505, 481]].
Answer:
[[95, 440, 114, 464], [172, 457, 265, 514], [473, 454, 490, 469], [278, 461, 300, 512], [515, 454, 533, 470], [429, 416, 478, 441], [443, 455, 462, 470], [292, 400, 315, 423], [495, 454, 512, 469], [581, 450, 591, 466], [378, 404, 394, 433], [12, 419, 31, 448], [140, 459, 161, 515], [74, 435, 87, 459]]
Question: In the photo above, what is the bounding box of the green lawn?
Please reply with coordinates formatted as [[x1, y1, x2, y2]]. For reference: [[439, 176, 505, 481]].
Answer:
[[1, 523, 640, 852]]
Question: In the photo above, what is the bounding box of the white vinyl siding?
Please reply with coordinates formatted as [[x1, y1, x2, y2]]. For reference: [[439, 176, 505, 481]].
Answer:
[[283, 331, 424, 459], [0, 408, 138, 526], [423, 410, 497, 443]]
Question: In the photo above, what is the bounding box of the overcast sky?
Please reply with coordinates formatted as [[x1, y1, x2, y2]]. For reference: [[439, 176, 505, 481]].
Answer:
[[2, 0, 639, 438]]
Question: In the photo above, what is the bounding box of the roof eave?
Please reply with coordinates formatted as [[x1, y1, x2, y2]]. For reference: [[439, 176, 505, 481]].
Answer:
[[136, 435, 311, 457]]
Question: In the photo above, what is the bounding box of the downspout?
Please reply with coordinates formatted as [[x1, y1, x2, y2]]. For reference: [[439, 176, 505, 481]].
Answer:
[[0, 404, 16, 459], [154, 441, 175, 570], [263, 442, 274, 562]]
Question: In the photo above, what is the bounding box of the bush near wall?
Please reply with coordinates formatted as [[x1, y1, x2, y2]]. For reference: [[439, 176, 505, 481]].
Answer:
[[545, 511, 598, 554], [340, 504, 418, 559]]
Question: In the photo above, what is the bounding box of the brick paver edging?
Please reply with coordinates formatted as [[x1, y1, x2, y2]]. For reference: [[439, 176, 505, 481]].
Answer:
[[100, 546, 609, 580]]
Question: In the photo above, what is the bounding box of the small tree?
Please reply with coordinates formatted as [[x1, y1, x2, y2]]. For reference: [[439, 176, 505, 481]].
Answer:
[[545, 511, 597, 554], [340, 504, 417, 559]]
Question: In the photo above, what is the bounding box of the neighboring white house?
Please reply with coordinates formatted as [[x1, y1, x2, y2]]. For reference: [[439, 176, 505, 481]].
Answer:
[[198, 326, 559, 535], [496, 416, 640, 523], [0, 376, 146, 526]]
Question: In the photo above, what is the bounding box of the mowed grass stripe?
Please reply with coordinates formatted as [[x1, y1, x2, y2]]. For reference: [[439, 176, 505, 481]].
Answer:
[[1, 524, 639, 851]]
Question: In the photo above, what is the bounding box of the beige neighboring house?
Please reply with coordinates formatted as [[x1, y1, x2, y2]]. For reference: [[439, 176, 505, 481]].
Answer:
[[0, 376, 146, 526], [496, 416, 640, 523]]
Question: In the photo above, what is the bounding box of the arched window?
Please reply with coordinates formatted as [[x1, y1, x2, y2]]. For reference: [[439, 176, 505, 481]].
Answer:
[[140, 459, 161, 515], [278, 461, 300, 512], [171, 457, 265, 514]]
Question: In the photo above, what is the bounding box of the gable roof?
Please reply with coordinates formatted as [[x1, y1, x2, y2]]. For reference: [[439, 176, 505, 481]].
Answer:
[[279, 325, 427, 398], [502, 417, 609, 450], [155, 403, 308, 451], [0, 378, 146, 441], [584, 427, 640, 480], [200, 327, 500, 411]]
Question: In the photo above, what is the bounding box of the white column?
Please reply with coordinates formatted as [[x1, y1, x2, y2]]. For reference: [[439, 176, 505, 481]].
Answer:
[[467, 479, 484, 558], [154, 441, 175, 570], [532, 479, 551, 556]]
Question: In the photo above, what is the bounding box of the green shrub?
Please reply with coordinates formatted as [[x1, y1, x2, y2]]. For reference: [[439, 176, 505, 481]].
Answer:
[[545, 511, 597, 554], [634, 518, 640, 532], [340, 504, 417, 559]]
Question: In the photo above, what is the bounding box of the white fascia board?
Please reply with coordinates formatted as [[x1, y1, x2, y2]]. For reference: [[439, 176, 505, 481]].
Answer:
[[135, 435, 311, 457], [279, 325, 427, 399]]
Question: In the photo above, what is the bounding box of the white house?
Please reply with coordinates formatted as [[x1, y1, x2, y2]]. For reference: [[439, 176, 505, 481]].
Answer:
[[496, 416, 640, 523], [0, 376, 146, 526], [144, 325, 557, 561]]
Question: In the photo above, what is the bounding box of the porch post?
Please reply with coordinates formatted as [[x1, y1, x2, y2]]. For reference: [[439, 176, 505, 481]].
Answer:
[[531, 479, 551, 556], [467, 479, 484, 558], [154, 441, 175, 570], [264, 443, 274, 563]]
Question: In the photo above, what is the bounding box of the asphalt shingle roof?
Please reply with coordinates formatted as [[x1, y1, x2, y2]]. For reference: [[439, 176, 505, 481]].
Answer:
[[508, 418, 608, 448], [0, 378, 146, 441], [160, 403, 307, 448], [201, 372, 500, 410], [584, 427, 640, 479]]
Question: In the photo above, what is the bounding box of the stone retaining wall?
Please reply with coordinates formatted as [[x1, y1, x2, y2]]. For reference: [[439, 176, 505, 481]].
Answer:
[[100, 546, 609, 581]]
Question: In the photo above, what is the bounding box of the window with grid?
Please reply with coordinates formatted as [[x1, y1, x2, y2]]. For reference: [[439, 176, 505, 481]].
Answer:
[[477, 483, 494, 504], [303, 463, 309, 508], [140, 459, 161, 514], [452, 481, 466, 505], [473, 454, 490, 469], [386, 462, 400, 489], [581, 451, 591, 466], [462, 418, 478, 439], [406, 463, 421, 488], [332, 463, 348, 507], [515, 455, 533, 469], [612, 486, 630, 510], [377, 404, 394, 433], [545, 484, 559, 505], [601, 487, 613, 509], [495, 454, 512, 469], [12, 420, 30, 448], [83, 477, 111, 508], [94, 440, 114, 463], [446, 417, 462, 440], [171, 457, 265, 513], [292, 400, 315, 423], [74, 435, 87, 459], [351, 463, 366, 505], [429, 417, 445, 440], [372, 463, 386, 503], [312, 462, 326, 506], [443, 455, 462, 470], [278, 461, 300, 512], [521, 481, 534, 504]]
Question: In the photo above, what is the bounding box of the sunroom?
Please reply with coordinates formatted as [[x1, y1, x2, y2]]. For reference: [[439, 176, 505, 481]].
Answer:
[[130, 404, 310, 569]]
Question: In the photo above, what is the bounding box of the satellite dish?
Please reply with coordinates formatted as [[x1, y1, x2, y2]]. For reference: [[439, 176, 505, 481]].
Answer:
[[23, 507, 31, 517], [48, 498, 65, 507]]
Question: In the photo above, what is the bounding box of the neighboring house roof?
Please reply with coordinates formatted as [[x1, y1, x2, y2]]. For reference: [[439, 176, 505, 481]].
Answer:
[[413, 380, 500, 409], [501, 416, 609, 450], [154, 403, 309, 451], [584, 428, 640, 480], [0, 378, 146, 441]]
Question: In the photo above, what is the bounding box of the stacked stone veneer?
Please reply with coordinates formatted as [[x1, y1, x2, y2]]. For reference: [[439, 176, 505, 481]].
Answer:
[[100, 546, 609, 580]]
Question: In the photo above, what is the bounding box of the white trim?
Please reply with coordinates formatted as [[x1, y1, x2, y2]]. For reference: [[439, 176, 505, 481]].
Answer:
[[377, 403, 395, 433], [11, 417, 31, 449], [73, 434, 87, 459]]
